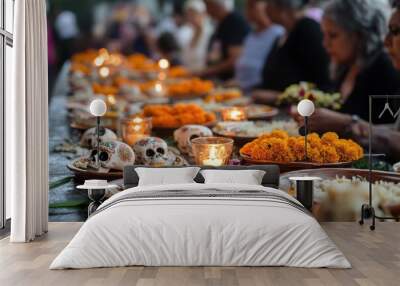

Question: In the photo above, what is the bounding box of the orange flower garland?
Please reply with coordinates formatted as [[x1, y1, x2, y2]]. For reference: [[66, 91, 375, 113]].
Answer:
[[92, 83, 119, 95], [204, 89, 242, 103], [240, 131, 363, 163], [168, 66, 189, 78], [143, 103, 216, 128]]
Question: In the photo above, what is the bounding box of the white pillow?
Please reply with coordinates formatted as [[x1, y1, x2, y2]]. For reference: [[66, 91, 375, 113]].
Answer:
[[136, 167, 200, 186], [200, 170, 266, 185]]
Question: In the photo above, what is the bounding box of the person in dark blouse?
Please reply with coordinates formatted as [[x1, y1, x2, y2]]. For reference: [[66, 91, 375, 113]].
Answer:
[[199, 0, 250, 80], [292, 0, 400, 136], [336, 2, 400, 163], [252, 0, 331, 104]]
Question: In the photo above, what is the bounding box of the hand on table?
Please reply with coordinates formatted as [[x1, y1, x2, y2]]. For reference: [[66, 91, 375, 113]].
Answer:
[[291, 107, 352, 135], [351, 122, 393, 154]]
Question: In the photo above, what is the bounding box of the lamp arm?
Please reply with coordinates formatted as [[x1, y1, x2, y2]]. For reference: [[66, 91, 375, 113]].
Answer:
[[305, 116, 308, 162], [97, 116, 100, 168]]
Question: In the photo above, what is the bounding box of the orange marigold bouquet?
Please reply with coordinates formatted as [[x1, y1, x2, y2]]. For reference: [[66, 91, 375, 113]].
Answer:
[[168, 66, 189, 78], [126, 54, 158, 72], [143, 103, 216, 128], [167, 78, 214, 98], [240, 131, 363, 163]]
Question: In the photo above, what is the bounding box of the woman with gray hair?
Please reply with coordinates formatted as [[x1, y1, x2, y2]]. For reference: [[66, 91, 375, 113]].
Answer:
[[292, 0, 400, 136], [322, 0, 399, 123]]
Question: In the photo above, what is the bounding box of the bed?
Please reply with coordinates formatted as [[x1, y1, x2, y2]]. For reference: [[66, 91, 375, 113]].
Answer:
[[50, 165, 350, 269]]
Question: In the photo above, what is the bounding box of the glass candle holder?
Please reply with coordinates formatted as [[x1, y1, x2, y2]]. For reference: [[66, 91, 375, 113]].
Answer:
[[121, 117, 152, 146], [191, 137, 234, 166], [221, 107, 247, 121]]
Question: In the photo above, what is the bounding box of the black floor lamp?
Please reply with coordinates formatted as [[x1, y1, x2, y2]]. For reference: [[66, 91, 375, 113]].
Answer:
[[359, 95, 400, 230], [89, 99, 107, 168], [297, 99, 315, 161]]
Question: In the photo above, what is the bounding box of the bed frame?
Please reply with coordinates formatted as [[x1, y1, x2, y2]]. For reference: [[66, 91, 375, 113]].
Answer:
[[123, 165, 280, 189]]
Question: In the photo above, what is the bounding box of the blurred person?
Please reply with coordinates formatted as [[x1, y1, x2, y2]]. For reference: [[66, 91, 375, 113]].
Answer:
[[182, 0, 214, 72], [156, 32, 182, 66], [105, 3, 131, 52], [252, 0, 330, 104], [199, 0, 251, 80], [235, 0, 284, 91], [105, 3, 152, 56], [386, 0, 400, 71], [292, 0, 399, 136], [322, 0, 397, 124], [341, 1, 400, 163], [155, 2, 194, 52], [304, 0, 324, 22], [54, 10, 80, 66]]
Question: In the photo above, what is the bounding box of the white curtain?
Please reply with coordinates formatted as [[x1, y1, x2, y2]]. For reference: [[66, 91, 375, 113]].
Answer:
[[7, 0, 49, 242]]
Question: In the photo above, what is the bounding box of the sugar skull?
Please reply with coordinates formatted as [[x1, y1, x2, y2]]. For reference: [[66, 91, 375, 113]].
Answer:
[[133, 137, 170, 166], [174, 125, 213, 156], [167, 147, 189, 166], [89, 141, 135, 171], [80, 127, 118, 148]]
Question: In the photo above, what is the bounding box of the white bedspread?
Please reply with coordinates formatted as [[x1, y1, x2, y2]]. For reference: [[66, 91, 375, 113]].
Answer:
[[50, 183, 351, 269]]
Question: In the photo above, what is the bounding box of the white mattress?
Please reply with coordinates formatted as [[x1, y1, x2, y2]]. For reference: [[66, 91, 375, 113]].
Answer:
[[50, 183, 351, 269]]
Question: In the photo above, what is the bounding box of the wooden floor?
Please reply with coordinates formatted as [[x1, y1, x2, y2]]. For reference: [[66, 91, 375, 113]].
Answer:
[[0, 222, 399, 286]]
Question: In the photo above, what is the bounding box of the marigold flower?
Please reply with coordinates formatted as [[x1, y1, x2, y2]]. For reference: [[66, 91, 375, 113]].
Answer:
[[143, 103, 216, 128], [240, 130, 363, 163]]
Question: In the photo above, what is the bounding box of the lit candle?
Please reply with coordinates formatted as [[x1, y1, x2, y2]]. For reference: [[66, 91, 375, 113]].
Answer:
[[125, 133, 148, 146], [221, 107, 247, 121], [94, 48, 110, 67], [94, 56, 105, 67], [109, 54, 122, 66], [202, 145, 223, 166], [191, 137, 234, 167], [158, 58, 170, 81], [99, 66, 110, 79], [106, 94, 116, 106], [121, 117, 152, 146], [151, 82, 166, 97], [158, 58, 170, 70]]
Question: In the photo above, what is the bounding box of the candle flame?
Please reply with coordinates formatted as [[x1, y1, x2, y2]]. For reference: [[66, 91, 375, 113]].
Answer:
[[223, 107, 246, 121], [132, 117, 143, 124], [107, 94, 116, 105], [158, 58, 170, 70], [99, 66, 110, 78], [94, 56, 105, 67], [155, 82, 164, 94]]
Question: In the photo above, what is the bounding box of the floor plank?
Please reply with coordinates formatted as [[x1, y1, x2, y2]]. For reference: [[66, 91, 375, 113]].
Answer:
[[0, 222, 399, 286]]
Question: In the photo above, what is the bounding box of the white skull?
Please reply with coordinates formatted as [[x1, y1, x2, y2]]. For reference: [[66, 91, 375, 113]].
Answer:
[[89, 141, 135, 171], [174, 125, 213, 156], [80, 127, 118, 148], [133, 137, 170, 166]]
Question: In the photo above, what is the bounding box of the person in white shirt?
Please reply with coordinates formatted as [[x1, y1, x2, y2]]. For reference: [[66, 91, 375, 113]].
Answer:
[[235, 0, 284, 91], [54, 10, 80, 66], [54, 10, 79, 40], [154, 3, 193, 53], [182, 0, 214, 72]]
